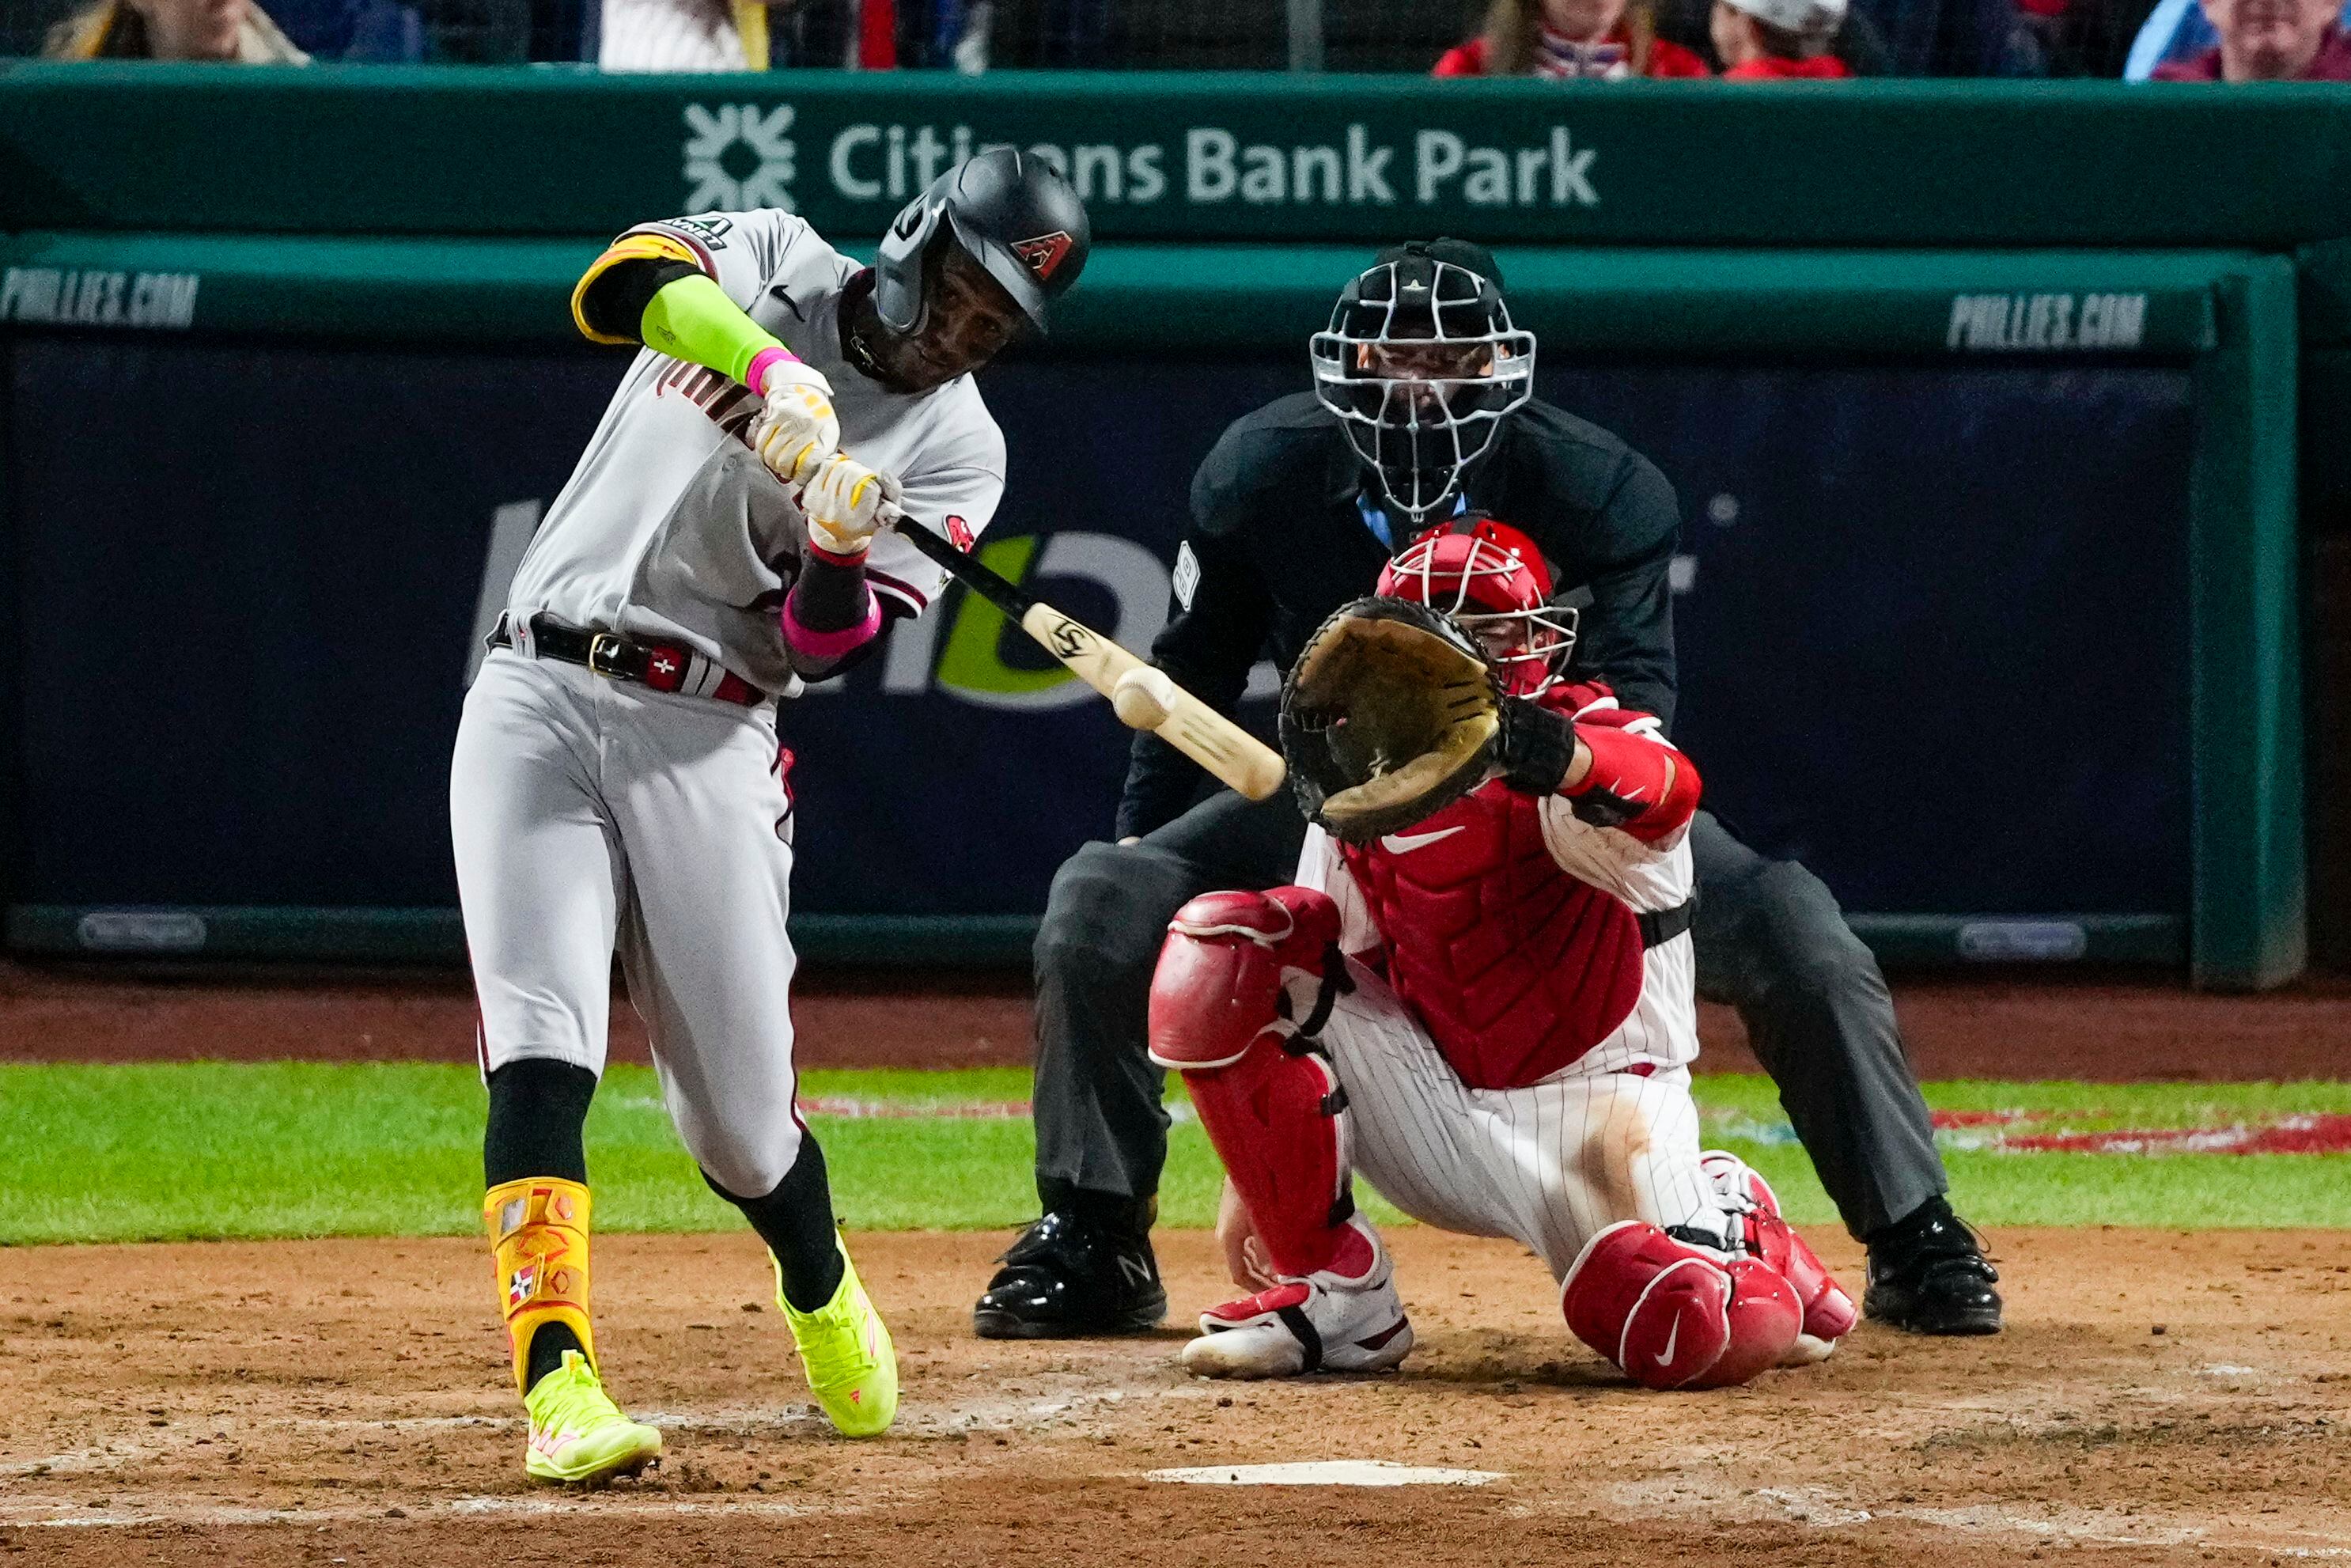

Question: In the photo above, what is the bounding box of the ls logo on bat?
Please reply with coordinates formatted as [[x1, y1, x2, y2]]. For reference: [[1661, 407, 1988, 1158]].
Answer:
[[889, 532, 1172, 713]]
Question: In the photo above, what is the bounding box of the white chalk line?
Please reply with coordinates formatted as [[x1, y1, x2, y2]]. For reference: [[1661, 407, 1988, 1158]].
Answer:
[[3, 1494, 839, 1528], [0, 1373, 1208, 1527]]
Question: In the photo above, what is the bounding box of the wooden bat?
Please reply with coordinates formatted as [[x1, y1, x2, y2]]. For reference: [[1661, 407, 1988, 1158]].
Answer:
[[893, 520, 1288, 802]]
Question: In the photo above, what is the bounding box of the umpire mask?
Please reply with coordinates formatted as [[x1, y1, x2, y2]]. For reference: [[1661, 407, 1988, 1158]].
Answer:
[[1311, 241, 1535, 530]]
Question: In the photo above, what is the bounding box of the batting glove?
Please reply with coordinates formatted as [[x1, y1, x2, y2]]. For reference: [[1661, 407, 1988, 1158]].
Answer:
[[801, 454, 903, 559], [751, 358, 840, 487]]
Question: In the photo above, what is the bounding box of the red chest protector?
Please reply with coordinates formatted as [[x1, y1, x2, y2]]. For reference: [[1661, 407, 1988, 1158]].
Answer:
[[1340, 776, 1649, 1092]]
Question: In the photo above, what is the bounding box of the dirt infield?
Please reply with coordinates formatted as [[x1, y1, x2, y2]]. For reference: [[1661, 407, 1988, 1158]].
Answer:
[[4, 960, 2350, 1079], [2, 1227, 2345, 1566]]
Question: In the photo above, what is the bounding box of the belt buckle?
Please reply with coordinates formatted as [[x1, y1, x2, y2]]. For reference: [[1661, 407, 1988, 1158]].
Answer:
[[586, 631, 627, 679]]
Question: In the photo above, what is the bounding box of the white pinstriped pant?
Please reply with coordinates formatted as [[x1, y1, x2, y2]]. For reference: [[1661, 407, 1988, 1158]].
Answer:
[[1319, 960, 1728, 1281]]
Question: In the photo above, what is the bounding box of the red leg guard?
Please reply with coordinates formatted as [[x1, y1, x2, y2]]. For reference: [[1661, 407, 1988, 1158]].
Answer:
[[1684, 1257, 1804, 1389], [1146, 887, 1342, 1070], [1562, 1223, 1732, 1389], [1700, 1151, 1858, 1346], [1561, 1221, 1801, 1391], [1179, 1038, 1361, 1280], [1148, 888, 1363, 1282]]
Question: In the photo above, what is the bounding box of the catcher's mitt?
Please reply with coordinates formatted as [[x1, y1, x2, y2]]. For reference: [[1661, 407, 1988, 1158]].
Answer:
[[1279, 596, 1501, 843]]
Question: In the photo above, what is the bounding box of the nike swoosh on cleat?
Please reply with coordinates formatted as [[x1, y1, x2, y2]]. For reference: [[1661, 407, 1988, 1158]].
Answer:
[[1656, 1318, 1680, 1370], [1379, 826, 1466, 854], [1357, 1320, 1410, 1350]]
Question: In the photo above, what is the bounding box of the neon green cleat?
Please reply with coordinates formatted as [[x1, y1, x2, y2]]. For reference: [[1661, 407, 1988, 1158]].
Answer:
[[778, 1236, 899, 1437], [521, 1350, 664, 1485]]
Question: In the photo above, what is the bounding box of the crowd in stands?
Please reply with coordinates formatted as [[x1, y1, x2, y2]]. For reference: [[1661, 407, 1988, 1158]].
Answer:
[[26, 0, 2351, 80]]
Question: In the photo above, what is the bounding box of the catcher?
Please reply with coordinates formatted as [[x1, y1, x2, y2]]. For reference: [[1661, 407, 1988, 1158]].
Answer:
[[1145, 517, 1856, 1388]]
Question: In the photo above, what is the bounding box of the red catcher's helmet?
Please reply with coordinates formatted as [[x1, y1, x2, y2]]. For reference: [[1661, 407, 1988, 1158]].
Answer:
[[1377, 515, 1578, 696]]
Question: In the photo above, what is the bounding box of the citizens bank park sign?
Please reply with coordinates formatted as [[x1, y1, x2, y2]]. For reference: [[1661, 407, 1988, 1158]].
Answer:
[[678, 102, 1601, 226]]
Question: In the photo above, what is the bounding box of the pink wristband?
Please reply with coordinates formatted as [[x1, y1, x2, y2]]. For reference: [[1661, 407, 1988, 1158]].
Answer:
[[744, 346, 798, 396], [781, 585, 883, 663]]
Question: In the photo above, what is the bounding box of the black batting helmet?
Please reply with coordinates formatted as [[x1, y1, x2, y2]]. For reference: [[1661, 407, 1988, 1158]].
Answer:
[[874, 147, 1091, 337], [1310, 239, 1535, 528]]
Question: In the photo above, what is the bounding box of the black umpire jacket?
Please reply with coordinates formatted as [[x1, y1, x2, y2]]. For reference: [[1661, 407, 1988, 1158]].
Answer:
[[1116, 392, 1683, 840]]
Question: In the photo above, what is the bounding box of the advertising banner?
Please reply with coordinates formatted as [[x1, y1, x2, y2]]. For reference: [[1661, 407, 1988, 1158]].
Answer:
[[6, 70, 2350, 251], [4, 336, 2191, 924]]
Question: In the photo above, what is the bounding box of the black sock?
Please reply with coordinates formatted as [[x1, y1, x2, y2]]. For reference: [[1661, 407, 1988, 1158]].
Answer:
[[484, 1059, 596, 1186], [1869, 1193, 1955, 1248], [708, 1136, 845, 1313], [485, 1060, 600, 1392], [524, 1323, 586, 1390], [1037, 1176, 1156, 1241]]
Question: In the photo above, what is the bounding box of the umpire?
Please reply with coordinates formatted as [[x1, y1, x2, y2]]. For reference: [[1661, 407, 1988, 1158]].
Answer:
[[974, 240, 2001, 1341]]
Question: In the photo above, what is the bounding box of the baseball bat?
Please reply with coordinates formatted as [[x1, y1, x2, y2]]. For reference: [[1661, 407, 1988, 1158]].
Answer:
[[893, 520, 1288, 802]]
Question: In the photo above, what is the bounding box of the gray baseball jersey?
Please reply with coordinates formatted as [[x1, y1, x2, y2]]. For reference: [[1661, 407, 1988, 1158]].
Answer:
[[505, 207, 1006, 697]]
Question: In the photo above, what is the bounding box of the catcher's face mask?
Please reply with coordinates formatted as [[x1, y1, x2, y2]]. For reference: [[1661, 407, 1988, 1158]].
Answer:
[[1379, 521, 1578, 698], [1311, 255, 1535, 529]]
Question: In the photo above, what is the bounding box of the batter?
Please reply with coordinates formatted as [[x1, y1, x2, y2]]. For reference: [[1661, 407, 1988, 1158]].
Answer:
[[452, 149, 1089, 1483]]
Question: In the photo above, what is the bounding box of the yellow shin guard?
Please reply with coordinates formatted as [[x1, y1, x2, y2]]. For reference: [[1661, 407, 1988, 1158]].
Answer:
[[485, 1177, 596, 1394]]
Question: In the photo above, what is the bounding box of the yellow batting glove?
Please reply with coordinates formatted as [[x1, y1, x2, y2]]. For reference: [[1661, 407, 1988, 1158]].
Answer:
[[801, 455, 903, 559], [751, 359, 840, 487]]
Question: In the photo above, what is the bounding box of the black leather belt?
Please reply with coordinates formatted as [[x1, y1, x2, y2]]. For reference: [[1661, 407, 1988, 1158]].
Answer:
[[1639, 898, 1696, 949], [490, 613, 761, 706]]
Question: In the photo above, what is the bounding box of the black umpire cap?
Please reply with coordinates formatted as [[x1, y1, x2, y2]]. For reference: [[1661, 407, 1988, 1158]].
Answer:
[[1372, 237, 1505, 297]]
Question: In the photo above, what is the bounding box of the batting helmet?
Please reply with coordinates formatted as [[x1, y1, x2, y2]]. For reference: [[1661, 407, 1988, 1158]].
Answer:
[[874, 148, 1091, 337], [1311, 239, 1535, 528], [1378, 515, 1576, 697]]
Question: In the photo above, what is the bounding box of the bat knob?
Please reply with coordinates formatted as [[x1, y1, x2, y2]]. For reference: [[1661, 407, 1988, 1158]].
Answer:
[[1111, 667, 1177, 731]]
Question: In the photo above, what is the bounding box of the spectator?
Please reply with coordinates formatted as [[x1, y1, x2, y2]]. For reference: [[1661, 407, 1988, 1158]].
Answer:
[[1656, 0, 1896, 70], [1436, 0, 1711, 77], [1711, 0, 1856, 71], [598, 0, 760, 67], [2127, 0, 2349, 74], [2150, 0, 2351, 73], [44, 0, 309, 56]]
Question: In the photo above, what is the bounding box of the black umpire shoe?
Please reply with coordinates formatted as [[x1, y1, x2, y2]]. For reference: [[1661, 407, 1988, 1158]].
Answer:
[[973, 1210, 1167, 1339], [1864, 1198, 2003, 1335]]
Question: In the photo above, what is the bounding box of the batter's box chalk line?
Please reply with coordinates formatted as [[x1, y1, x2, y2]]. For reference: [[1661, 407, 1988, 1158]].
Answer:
[[1147, 1460, 1502, 1487]]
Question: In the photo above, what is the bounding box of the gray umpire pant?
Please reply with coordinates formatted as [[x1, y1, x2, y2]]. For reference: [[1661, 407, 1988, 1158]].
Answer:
[[1030, 792, 1948, 1240]]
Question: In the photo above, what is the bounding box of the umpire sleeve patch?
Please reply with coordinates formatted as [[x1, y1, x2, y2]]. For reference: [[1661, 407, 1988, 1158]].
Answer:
[[1172, 541, 1202, 612]]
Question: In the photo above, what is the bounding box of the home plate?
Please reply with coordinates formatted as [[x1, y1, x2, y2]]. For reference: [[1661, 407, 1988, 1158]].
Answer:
[[1148, 1460, 1501, 1487]]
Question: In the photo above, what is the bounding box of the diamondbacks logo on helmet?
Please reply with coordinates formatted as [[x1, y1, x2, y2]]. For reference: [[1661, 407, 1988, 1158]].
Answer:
[[873, 149, 1092, 336], [1012, 231, 1075, 281]]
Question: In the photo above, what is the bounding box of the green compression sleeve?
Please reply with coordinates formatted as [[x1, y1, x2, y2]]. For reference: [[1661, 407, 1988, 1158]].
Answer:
[[639, 272, 786, 388]]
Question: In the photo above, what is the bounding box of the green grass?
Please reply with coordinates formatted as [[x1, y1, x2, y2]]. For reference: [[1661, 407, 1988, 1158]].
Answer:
[[4, 1063, 2349, 1244]]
